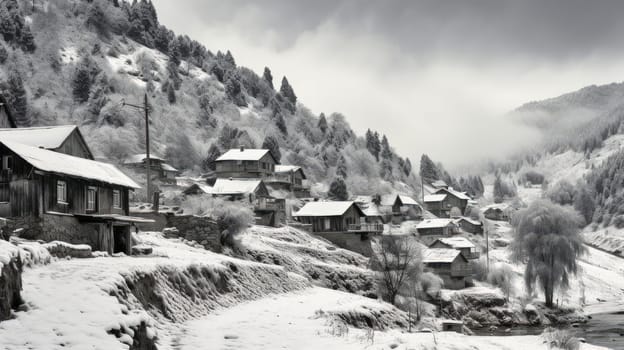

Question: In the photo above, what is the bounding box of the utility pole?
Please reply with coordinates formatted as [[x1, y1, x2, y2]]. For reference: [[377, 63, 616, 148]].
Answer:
[[122, 94, 151, 202]]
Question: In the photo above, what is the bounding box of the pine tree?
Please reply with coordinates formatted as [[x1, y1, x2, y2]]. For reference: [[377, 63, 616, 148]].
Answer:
[[365, 129, 379, 161], [279, 76, 297, 105], [154, 25, 171, 53], [167, 83, 176, 104], [72, 58, 94, 103], [6, 68, 28, 126], [328, 177, 348, 200], [0, 43, 7, 64], [275, 111, 287, 135], [202, 143, 221, 171], [419, 154, 439, 184], [318, 113, 328, 134], [380, 134, 392, 160], [263, 67, 273, 89], [168, 38, 181, 66], [225, 74, 246, 107], [19, 25, 35, 52], [404, 158, 412, 176], [224, 50, 236, 67], [262, 135, 281, 163], [336, 154, 348, 178]]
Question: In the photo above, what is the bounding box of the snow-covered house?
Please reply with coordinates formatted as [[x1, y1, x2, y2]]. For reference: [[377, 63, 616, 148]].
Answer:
[[453, 216, 483, 234], [0, 140, 150, 255], [293, 201, 383, 256], [424, 187, 470, 218], [199, 178, 285, 227], [381, 194, 422, 222], [123, 153, 179, 183], [264, 165, 310, 197], [215, 147, 278, 179], [429, 237, 479, 260], [0, 125, 94, 159], [423, 248, 471, 289], [416, 218, 458, 240]]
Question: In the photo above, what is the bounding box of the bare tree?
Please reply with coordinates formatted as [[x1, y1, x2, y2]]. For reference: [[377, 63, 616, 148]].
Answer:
[[370, 236, 423, 305]]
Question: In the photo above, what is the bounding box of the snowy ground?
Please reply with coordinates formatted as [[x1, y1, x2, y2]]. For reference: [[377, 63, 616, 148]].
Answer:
[[177, 287, 605, 350]]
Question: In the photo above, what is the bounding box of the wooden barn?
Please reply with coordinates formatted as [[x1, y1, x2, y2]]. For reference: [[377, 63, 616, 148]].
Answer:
[[0, 125, 94, 159], [381, 194, 422, 223], [0, 140, 150, 255], [423, 248, 472, 289], [265, 165, 310, 197], [123, 154, 179, 183], [424, 187, 470, 218], [293, 201, 383, 233], [429, 237, 479, 260], [416, 218, 458, 244], [215, 147, 278, 179], [453, 217, 483, 234]]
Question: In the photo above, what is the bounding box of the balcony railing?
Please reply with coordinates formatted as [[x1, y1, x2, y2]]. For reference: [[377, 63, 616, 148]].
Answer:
[[254, 198, 285, 211], [347, 223, 384, 233]]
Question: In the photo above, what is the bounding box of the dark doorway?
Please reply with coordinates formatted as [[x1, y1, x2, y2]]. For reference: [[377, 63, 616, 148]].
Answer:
[[113, 225, 130, 254]]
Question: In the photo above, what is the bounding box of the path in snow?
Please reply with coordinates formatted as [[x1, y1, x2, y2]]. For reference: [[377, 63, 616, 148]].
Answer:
[[176, 287, 604, 350]]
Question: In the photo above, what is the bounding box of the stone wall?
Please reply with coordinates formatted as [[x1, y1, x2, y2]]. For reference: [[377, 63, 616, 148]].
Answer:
[[165, 215, 221, 252], [0, 254, 22, 321], [130, 212, 168, 232], [313, 232, 376, 257]]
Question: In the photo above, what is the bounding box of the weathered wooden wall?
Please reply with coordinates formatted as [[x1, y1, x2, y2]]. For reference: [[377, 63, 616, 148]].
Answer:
[[53, 129, 93, 159]]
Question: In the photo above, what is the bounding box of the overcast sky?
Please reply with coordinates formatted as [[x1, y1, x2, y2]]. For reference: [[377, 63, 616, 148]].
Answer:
[[151, 0, 624, 167]]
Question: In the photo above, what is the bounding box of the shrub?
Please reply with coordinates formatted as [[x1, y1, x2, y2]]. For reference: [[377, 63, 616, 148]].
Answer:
[[214, 202, 254, 246], [472, 256, 488, 281], [545, 180, 577, 206], [486, 263, 514, 300], [419, 272, 443, 296], [542, 328, 580, 350]]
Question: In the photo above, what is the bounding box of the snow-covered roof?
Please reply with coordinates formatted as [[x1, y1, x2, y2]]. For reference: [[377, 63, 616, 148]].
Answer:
[[454, 217, 482, 226], [216, 148, 275, 162], [275, 165, 306, 179], [432, 237, 475, 249], [417, 218, 456, 229], [293, 201, 360, 217], [123, 153, 165, 164], [361, 204, 382, 217], [2, 140, 140, 189], [209, 178, 262, 195], [431, 180, 448, 188], [436, 188, 471, 201], [182, 183, 212, 194], [398, 195, 418, 206], [352, 195, 374, 204], [0, 125, 78, 150], [423, 248, 462, 263], [481, 203, 510, 211], [423, 194, 447, 202], [161, 163, 178, 172]]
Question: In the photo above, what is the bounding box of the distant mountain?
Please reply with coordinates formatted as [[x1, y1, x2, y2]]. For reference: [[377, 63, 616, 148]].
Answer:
[[0, 0, 420, 199]]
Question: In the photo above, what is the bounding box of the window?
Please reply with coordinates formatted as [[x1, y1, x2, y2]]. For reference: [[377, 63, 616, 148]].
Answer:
[[2, 155, 12, 170], [324, 218, 331, 230], [57, 180, 67, 203], [86, 186, 97, 211], [113, 190, 121, 209], [0, 183, 8, 202]]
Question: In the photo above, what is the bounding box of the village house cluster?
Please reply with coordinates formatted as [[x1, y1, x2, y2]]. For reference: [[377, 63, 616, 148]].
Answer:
[[0, 96, 514, 292]]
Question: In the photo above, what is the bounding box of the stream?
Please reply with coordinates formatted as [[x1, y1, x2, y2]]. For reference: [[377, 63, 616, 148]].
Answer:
[[473, 310, 624, 349]]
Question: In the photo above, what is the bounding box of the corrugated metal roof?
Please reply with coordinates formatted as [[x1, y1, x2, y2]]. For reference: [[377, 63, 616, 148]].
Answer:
[[417, 218, 455, 229], [423, 248, 461, 263], [293, 201, 356, 217], [424, 194, 447, 202], [432, 237, 475, 249], [2, 140, 140, 189], [216, 148, 272, 162], [0, 125, 76, 149]]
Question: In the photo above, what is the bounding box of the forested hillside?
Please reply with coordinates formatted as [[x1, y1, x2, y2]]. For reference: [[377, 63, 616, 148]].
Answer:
[[0, 0, 420, 198]]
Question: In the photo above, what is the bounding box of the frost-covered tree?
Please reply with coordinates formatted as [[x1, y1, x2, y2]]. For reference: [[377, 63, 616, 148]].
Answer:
[[274, 110, 287, 135], [0, 43, 7, 64], [318, 112, 328, 134], [365, 129, 381, 161], [168, 38, 181, 66], [336, 154, 348, 179], [419, 154, 439, 184], [19, 25, 35, 52], [493, 174, 517, 203], [279, 76, 297, 105], [327, 177, 348, 200], [262, 66, 273, 89], [166, 83, 176, 104], [261, 135, 281, 163], [6, 68, 28, 126], [202, 143, 221, 171], [371, 236, 423, 305], [573, 185, 595, 224], [224, 50, 236, 67], [511, 199, 586, 308], [545, 179, 576, 206]]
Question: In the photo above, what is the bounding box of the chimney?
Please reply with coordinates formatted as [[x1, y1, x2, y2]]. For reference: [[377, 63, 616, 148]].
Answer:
[[240, 145, 245, 152]]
